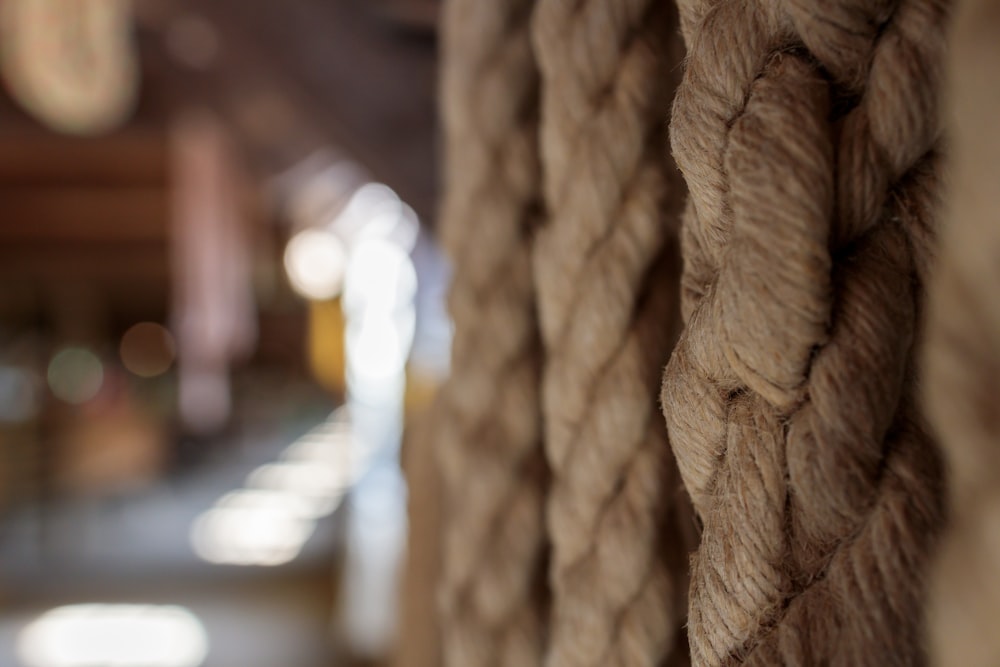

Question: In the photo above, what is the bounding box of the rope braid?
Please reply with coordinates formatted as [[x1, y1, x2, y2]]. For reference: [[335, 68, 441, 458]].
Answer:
[[663, 0, 948, 664], [435, 0, 549, 665], [531, 2, 691, 665], [926, 1, 1000, 665]]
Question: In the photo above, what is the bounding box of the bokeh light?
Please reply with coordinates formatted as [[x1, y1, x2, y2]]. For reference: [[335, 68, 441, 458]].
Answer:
[[46, 347, 104, 405], [18, 604, 209, 667], [283, 228, 348, 301], [190, 493, 316, 567], [120, 322, 176, 378], [0, 365, 41, 422]]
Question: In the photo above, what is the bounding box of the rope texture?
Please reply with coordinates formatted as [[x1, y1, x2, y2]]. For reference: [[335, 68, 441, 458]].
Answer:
[[531, 2, 692, 665], [435, 0, 549, 665], [926, 1, 1000, 665], [663, 0, 948, 664]]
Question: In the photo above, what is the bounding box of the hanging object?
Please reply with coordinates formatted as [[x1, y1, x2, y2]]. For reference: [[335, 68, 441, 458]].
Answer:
[[530, 0, 692, 665], [0, 0, 139, 135], [926, 0, 1000, 665], [663, 0, 948, 663], [170, 110, 257, 435], [412, 1, 550, 666]]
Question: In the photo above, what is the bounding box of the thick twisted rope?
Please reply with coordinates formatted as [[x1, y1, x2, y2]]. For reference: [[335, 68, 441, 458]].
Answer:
[[663, 0, 948, 664], [434, 1, 549, 665], [531, 2, 691, 666], [926, 2, 1000, 665]]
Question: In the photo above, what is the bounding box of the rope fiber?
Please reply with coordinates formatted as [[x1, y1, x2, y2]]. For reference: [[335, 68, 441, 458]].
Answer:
[[663, 0, 949, 664], [531, 1, 692, 665]]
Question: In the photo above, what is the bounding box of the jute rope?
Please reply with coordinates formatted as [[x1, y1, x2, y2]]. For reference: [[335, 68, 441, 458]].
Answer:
[[434, 0, 549, 664], [925, 1, 1000, 665], [531, 2, 691, 665], [663, 0, 948, 663]]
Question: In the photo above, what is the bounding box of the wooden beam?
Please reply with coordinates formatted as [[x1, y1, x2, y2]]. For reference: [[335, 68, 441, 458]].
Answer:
[[0, 187, 168, 243], [0, 244, 168, 285], [0, 130, 167, 188]]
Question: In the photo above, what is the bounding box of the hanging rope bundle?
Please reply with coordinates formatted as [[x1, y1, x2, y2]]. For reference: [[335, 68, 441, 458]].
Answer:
[[663, 0, 948, 663], [531, 2, 691, 665], [925, 1, 1000, 665], [434, 0, 549, 665]]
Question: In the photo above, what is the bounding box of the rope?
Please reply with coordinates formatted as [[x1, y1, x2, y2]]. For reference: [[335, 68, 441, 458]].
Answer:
[[925, 1, 1000, 665], [434, 0, 549, 664], [531, 2, 692, 665], [663, 0, 948, 663]]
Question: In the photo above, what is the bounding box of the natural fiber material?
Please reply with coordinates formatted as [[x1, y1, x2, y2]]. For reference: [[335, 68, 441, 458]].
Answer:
[[531, 2, 691, 665], [925, 1, 1000, 665], [663, 0, 948, 664], [434, 0, 549, 665]]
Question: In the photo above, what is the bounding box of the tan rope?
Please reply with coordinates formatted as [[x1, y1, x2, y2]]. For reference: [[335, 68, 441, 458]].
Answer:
[[531, 2, 692, 665], [434, 0, 549, 665], [926, 1, 1000, 665], [664, 0, 948, 663]]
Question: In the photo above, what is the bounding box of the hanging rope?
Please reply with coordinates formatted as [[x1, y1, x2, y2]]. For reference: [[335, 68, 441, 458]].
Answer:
[[433, 0, 550, 665], [925, 1, 1000, 665], [663, 0, 948, 664], [531, 2, 691, 665]]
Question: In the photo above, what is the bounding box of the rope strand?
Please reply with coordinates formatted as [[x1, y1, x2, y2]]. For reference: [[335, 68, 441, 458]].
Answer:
[[664, 0, 949, 663], [435, 1, 549, 664], [531, 2, 692, 665]]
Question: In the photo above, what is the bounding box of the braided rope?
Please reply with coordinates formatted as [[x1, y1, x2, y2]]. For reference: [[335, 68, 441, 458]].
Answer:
[[434, 1, 549, 665], [664, 0, 948, 663], [531, 2, 691, 665], [926, 1, 1000, 665]]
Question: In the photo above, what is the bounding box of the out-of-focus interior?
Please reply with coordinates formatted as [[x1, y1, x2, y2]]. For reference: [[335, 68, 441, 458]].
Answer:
[[0, 1, 448, 665]]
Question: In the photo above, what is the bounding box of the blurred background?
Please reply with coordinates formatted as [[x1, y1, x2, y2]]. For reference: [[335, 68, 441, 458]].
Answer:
[[0, 1, 450, 665]]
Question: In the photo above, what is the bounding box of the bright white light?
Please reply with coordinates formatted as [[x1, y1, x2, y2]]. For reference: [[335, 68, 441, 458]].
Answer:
[[283, 228, 347, 301], [47, 347, 103, 405], [246, 462, 351, 518], [283, 434, 355, 468], [343, 239, 417, 316], [347, 313, 407, 381], [333, 183, 401, 240], [18, 604, 209, 667], [190, 490, 316, 566]]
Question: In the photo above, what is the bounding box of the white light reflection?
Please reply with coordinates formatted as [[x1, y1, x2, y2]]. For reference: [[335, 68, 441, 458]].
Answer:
[[18, 604, 209, 667], [190, 491, 316, 567], [190, 411, 360, 567], [343, 239, 417, 316], [283, 228, 348, 301], [332, 183, 401, 241], [246, 462, 351, 518]]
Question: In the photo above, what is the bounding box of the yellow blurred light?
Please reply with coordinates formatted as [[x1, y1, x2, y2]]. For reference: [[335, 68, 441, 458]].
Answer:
[[18, 604, 209, 667], [120, 322, 176, 378], [47, 347, 103, 405], [283, 228, 347, 301], [308, 298, 346, 393]]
